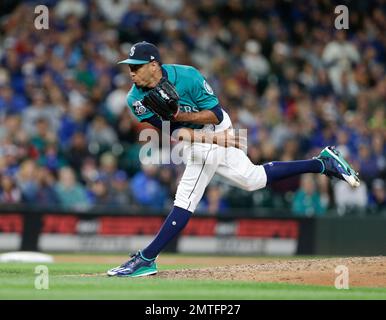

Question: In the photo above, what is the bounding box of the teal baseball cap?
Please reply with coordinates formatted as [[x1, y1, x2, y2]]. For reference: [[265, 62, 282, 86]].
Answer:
[[118, 41, 161, 65]]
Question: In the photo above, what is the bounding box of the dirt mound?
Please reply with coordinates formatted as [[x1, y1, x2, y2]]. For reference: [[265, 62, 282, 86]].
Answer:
[[157, 256, 386, 287]]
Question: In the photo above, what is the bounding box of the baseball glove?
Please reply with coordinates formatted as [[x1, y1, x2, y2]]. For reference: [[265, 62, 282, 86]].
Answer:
[[142, 78, 179, 120]]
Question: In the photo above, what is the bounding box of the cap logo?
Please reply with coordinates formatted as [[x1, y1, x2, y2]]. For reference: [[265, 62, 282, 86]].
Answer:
[[130, 46, 136, 57], [150, 55, 155, 60]]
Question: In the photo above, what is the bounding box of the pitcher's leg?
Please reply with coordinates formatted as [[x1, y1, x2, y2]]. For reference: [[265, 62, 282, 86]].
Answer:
[[107, 144, 222, 277], [217, 146, 359, 191], [174, 144, 221, 212], [217, 147, 322, 191], [263, 160, 323, 183], [216, 147, 268, 191], [142, 206, 191, 259]]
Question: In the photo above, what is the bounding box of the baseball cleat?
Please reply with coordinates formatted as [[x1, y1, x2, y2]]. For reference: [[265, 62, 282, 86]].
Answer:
[[314, 146, 360, 188], [107, 251, 158, 277]]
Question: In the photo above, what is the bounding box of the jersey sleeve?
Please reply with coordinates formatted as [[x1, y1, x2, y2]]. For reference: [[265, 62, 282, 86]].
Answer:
[[189, 68, 219, 110], [127, 92, 155, 122]]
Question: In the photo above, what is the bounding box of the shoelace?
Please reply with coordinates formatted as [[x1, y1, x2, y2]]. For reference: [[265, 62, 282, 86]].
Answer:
[[327, 147, 360, 179], [121, 253, 139, 268]]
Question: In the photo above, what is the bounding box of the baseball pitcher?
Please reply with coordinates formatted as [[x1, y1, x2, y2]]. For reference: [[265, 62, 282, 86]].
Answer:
[[107, 42, 360, 277]]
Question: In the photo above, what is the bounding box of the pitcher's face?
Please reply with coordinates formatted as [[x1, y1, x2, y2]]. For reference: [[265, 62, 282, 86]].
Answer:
[[129, 61, 159, 88]]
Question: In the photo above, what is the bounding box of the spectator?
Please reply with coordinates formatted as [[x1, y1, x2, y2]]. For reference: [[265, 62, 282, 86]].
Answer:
[[37, 143, 67, 172], [22, 90, 61, 137], [0, 138, 20, 170], [372, 132, 386, 180], [87, 175, 113, 207], [322, 30, 360, 93], [0, 84, 27, 115], [55, 0, 87, 19], [30, 117, 57, 155], [316, 175, 331, 211], [64, 131, 92, 175], [110, 170, 132, 206], [96, 0, 132, 25], [149, 0, 183, 16], [15, 159, 39, 204], [158, 165, 177, 205], [0, 173, 21, 203], [0, 114, 22, 142], [292, 174, 326, 216], [58, 103, 89, 149], [13, 130, 39, 162], [333, 179, 368, 216], [104, 74, 131, 119], [368, 179, 386, 214], [116, 108, 138, 144], [99, 152, 119, 184], [80, 157, 100, 185], [310, 69, 334, 98], [357, 143, 379, 185], [55, 167, 90, 210], [199, 183, 229, 215], [241, 40, 270, 84], [87, 115, 118, 149], [368, 107, 385, 130], [36, 167, 60, 206], [131, 163, 168, 210]]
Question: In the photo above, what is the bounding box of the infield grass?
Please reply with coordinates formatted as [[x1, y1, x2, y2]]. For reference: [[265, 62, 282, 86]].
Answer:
[[0, 261, 385, 300]]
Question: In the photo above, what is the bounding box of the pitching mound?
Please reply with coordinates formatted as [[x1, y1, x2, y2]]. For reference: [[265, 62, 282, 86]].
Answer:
[[157, 256, 386, 287]]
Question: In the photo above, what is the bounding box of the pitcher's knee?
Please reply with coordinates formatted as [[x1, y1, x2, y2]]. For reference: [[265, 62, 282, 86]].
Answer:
[[243, 165, 267, 191], [243, 183, 261, 192], [240, 174, 267, 191]]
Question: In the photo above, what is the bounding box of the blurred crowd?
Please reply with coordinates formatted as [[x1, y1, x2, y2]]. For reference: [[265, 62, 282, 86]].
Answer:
[[0, 0, 385, 215]]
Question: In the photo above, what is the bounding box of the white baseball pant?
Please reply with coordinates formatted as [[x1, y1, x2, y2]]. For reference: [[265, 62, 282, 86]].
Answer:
[[174, 143, 267, 212]]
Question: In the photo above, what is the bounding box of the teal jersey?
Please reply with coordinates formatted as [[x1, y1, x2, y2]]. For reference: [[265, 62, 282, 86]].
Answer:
[[126, 64, 219, 129]]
